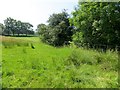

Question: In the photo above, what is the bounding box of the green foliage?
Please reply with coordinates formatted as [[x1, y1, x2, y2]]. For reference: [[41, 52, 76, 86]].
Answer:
[[70, 2, 120, 49], [0, 23, 5, 35], [72, 32, 84, 47], [37, 10, 73, 46], [3, 17, 34, 36], [1, 36, 118, 88], [47, 10, 69, 27]]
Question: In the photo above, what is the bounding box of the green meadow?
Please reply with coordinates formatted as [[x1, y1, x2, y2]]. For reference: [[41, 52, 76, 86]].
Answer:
[[1, 36, 118, 88]]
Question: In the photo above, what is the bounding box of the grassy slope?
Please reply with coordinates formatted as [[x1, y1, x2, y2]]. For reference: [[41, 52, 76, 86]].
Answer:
[[1, 36, 118, 88]]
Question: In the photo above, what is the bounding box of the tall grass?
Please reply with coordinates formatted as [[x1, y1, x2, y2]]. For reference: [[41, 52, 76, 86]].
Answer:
[[1, 36, 30, 48], [67, 48, 118, 70]]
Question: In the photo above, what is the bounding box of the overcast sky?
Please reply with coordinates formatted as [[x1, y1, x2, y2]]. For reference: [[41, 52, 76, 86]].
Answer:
[[0, 0, 78, 29]]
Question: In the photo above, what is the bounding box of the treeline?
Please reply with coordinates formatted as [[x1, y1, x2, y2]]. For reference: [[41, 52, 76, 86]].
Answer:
[[37, 2, 120, 50], [0, 17, 34, 36]]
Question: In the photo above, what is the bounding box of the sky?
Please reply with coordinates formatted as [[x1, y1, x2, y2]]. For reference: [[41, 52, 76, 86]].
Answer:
[[0, 0, 78, 29]]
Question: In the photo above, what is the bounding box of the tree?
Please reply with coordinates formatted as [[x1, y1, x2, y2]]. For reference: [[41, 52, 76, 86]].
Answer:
[[4, 17, 17, 36], [70, 2, 120, 50], [38, 10, 74, 46], [22, 22, 33, 36], [0, 23, 5, 35], [4, 18, 12, 35], [37, 24, 53, 44], [15, 20, 22, 36], [37, 23, 47, 35]]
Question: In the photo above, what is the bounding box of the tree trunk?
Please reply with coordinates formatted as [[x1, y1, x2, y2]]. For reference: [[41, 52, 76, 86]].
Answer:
[[26, 32, 27, 36], [13, 31, 14, 36], [8, 31, 10, 36]]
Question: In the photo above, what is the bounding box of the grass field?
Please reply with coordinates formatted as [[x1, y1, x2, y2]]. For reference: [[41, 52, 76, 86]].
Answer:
[[1, 36, 118, 88]]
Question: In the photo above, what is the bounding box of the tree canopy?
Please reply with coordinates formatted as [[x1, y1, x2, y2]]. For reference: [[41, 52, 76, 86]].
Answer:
[[70, 2, 120, 50], [37, 10, 74, 46]]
